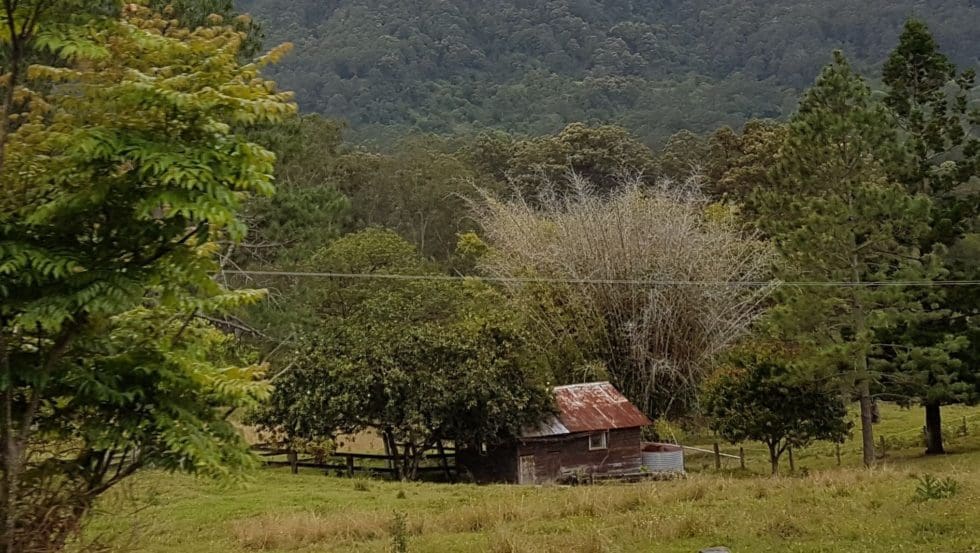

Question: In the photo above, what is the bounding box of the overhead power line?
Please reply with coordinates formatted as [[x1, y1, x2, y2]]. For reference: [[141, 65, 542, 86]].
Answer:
[[219, 270, 980, 288]]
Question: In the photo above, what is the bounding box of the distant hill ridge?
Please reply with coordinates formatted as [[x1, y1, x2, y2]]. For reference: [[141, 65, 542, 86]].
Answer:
[[239, 0, 979, 145]]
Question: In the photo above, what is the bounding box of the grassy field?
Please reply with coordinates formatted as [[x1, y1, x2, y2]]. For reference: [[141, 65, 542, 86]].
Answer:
[[84, 404, 980, 553]]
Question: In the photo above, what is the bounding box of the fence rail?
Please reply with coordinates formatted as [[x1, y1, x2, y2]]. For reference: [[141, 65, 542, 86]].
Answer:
[[251, 443, 458, 480], [680, 445, 741, 460]]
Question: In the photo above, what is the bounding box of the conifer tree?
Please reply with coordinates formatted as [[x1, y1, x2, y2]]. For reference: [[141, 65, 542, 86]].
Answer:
[[756, 51, 936, 467], [879, 19, 980, 454]]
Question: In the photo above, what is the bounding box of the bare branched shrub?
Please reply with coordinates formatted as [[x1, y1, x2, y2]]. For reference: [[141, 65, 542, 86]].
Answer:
[[473, 174, 774, 416]]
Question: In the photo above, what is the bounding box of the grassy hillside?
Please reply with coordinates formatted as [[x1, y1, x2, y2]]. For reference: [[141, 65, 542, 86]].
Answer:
[[236, 0, 979, 145], [84, 403, 980, 553]]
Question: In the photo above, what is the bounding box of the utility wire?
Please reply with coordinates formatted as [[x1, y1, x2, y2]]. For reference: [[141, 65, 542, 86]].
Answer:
[[219, 269, 980, 288]]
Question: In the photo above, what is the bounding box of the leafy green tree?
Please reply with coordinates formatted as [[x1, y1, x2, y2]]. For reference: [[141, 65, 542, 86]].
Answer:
[[0, 4, 293, 551], [756, 51, 936, 467], [704, 343, 851, 475], [335, 136, 485, 260], [708, 120, 788, 203], [504, 123, 659, 194], [148, 0, 263, 56], [877, 19, 980, 454], [657, 129, 712, 181], [251, 230, 553, 480]]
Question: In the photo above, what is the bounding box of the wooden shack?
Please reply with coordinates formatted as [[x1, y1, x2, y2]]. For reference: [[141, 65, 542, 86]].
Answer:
[[458, 382, 652, 484]]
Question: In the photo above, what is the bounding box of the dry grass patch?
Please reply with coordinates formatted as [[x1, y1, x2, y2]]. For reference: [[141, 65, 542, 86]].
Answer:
[[656, 512, 711, 540], [759, 513, 807, 539], [438, 498, 530, 533], [558, 487, 650, 518], [488, 526, 620, 553], [232, 510, 390, 550], [488, 527, 533, 553]]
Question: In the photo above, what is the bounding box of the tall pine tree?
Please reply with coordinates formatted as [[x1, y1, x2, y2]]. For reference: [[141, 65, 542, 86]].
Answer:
[[756, 51, 937, 467], [878, 19, 980, 454]]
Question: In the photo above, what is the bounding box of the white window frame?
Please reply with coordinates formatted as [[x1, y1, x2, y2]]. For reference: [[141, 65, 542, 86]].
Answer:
[[589, 431, 608, 451]]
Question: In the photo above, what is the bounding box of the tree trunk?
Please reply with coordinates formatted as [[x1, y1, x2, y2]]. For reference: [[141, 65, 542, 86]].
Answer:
[[858, 377, 876, 468], [924, 402, 945, 455], [382, 430, 393, 473], [768, 443, 779, 476], [850, 239, 875, 468], [382, 430, 401, 480], [0, 20, 25, 550], [2, 345, 18, 553], [437, 440, 453, 482]]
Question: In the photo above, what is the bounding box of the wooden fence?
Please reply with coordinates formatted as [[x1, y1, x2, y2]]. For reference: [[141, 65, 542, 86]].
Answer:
[[252, 443, 458, 480]]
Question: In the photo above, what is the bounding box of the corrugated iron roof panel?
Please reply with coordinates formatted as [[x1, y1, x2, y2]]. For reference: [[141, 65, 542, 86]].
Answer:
[[554, 382, 652, 432], [521, 382, 651, 438], [520, 415, 570, 438]]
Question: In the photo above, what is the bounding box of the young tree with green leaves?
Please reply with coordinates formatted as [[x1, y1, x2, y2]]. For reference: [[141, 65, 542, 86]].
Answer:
[[0, 3, 294, 550], [877, 19, 980, 454], [148, 0, 263, 56], [251, 229, 554, 480], [709, 120, 788, 204], [756, 51, 937, 468], [704, 343, 851, 475], [483, 123, 660, 196]]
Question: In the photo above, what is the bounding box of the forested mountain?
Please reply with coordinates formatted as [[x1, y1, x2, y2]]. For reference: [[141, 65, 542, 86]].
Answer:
[[236, 0, 978, 145]]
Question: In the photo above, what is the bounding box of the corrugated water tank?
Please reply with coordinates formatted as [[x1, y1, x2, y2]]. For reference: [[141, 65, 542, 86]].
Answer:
[[641, 443, 685, 473]]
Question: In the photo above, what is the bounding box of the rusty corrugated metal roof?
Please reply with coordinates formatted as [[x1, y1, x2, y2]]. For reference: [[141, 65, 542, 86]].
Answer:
[[520, 415, 570, 438], [522, 382, 651, 438]]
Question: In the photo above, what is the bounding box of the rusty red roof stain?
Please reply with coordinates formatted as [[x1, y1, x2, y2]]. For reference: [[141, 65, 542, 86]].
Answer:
[[552, 381, 651, 433]]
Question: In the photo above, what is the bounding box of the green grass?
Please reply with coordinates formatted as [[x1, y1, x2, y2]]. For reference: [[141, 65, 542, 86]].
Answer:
[[83, 404, 980, 553]]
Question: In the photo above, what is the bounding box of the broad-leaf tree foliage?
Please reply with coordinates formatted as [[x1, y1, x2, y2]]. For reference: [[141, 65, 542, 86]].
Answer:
[[705, 120, 789, 203], [148, 0, 263, 56], [334, 136, 489, 260], [704, 342, 851, 475], [251, 229, 553, 480], [466, 123, 659, 195], [755, 51, 938, 467], [876, 19, 980, 454], [0, 3, 294, 551]]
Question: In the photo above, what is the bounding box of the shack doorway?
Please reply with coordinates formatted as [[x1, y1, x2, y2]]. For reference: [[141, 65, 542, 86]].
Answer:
[[518, 455, 535, 484]]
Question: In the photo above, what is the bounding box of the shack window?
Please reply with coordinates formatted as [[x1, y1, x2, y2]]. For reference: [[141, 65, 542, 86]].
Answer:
[[589, 431, 608, 450]]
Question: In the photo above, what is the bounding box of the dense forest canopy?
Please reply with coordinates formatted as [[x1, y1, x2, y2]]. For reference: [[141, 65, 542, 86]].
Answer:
[[236, 0, 978, 145]]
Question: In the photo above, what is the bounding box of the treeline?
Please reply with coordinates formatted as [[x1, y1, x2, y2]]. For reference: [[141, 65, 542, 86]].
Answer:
[[238, 0, 978, 145], [241, 20, 979, 476]]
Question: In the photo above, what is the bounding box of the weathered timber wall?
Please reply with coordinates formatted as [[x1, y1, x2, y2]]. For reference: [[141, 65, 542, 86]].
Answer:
[[518, 428, 643, 483]]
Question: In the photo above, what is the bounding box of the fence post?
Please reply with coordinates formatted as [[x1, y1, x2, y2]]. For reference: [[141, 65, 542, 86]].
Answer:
[[713, 442, 721, 470], [788, 447, 795, 473], [437, 441, 454, 483], [835, 442, 841, 466], [879, 436, 886, 459], [962, 417, 969, 437], [738, 447, 745, 470], [346, 454, 355, 477], [287, 449, 298, 475]]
